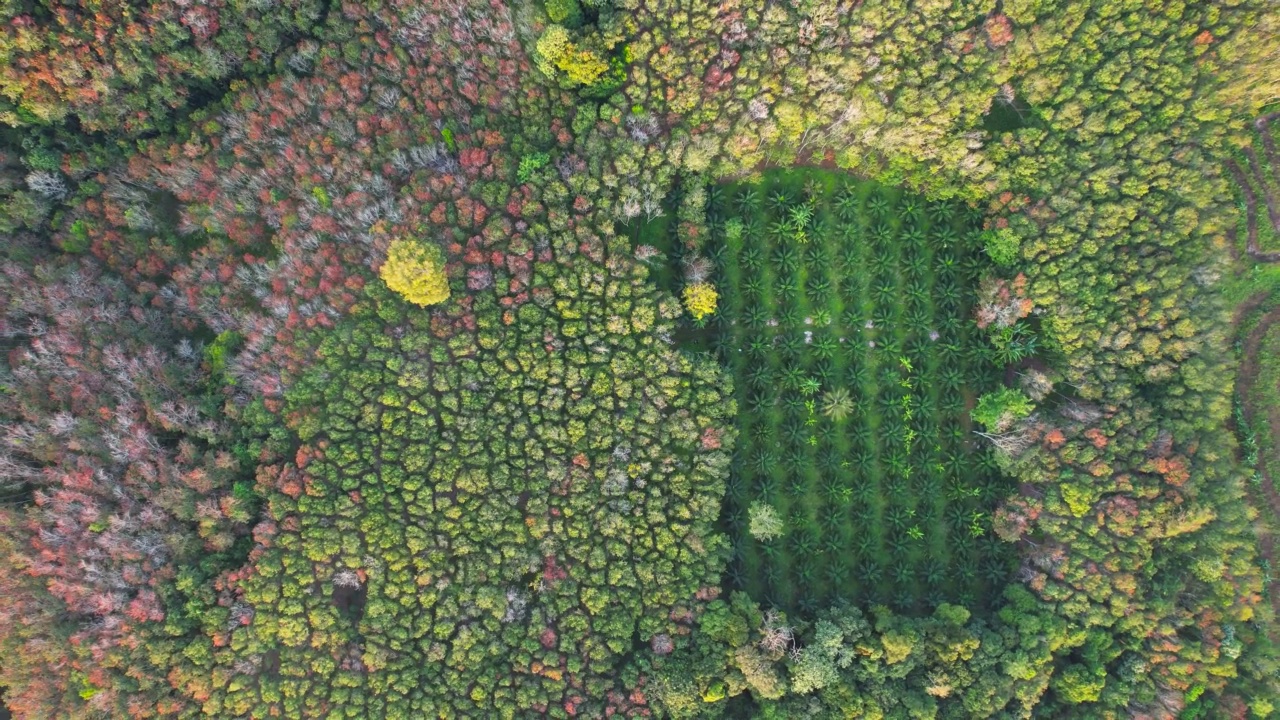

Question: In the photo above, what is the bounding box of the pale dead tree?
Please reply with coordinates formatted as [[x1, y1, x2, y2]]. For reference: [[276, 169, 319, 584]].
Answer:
[[683, 255, 713, 284], [1018, 369, 1055, 401], [618, 194, 642, 221], [333, 569, 362, 588], [197, 46, 232, 78], [759, 609, 795, 655], [641, 185, 665, 222], [333, 118, 358, 144], [287, 43, 318, 74], [976, 426, 1035, 456], [374, 85, 401, 109], [123, 205, 155, 231], [390, 150, 414, 174], [26, 170, 67, 199], [1059, 401, 1103, 425], [47, 412, 76, 437], [633, 245, 661, 263], [502, 588, 529, 623], [0, 451, 42, 486], [651, 634, 675, 656], [104, 178, 149, 204], [626, 113, 660, 144]]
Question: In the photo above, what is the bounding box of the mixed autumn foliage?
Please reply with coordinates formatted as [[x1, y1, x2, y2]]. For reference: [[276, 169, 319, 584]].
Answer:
[[1, 0, 1279, 718]]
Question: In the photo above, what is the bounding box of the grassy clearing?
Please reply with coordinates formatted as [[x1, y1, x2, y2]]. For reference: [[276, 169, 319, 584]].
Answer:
[[1231, 113, 1280, 255], [696, 169, 1015, 616]]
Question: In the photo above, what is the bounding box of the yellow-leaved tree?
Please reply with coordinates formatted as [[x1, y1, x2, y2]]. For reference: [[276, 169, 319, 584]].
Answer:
[[682, 283, 718, 321], [380, 238, 450, 306]]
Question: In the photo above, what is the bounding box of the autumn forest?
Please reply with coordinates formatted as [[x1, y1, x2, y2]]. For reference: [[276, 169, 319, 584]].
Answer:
[[2, 0, 1279, 718]]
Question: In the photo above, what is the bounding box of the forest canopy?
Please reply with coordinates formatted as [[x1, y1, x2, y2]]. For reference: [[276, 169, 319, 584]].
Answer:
[[1, 0, 1278, 718]]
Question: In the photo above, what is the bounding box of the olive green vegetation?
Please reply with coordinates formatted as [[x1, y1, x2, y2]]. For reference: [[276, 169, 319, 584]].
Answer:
[[1231, 112, 1280, 254], [703, 170, 1014, 616], [207, 248, 737, 716]]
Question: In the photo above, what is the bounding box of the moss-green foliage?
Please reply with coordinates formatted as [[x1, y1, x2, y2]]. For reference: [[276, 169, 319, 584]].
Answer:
[[972, 388, 1034, 434], [546, 0, 583, 26], [205, 251, 735, 716], [982, 227, 1020, 267], [517, 151, 552, 184], [204, 330, 243, 378], [709, 170, 1012, 615], [654, 586, 1074, 718]]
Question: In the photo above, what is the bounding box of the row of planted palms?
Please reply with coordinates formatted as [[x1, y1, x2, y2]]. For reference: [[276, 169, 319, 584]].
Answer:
[[700, 170, 1017, 616]]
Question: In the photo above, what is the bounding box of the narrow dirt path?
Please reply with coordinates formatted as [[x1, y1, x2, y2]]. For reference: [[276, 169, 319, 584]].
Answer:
[[1233, 297, 1280, 625], [1258, 114, 1280, 181], [1226, 159, 1280, 263], [1243, 144, 1280, 239]]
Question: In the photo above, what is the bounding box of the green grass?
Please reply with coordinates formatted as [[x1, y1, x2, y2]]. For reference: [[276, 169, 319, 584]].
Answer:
[[1231, 114, 1280, 254], [703, 169, 1015, 616]]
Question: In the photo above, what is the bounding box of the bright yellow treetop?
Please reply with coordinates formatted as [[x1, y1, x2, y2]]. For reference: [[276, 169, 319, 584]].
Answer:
[[380, 238, 450, 306], [683, 282, 718, 321]]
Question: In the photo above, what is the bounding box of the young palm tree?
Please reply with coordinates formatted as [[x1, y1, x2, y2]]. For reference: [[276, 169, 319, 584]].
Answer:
[[774, 246, 799, 273], [768, 218, 791, 242], [901, 226, 927, 247], [807, 275, 832, 301], [738, 342, 767, 368], [751, 449, 778, 475], [793, 532, 818, 558], [888, 534, 912, 557], [757, 473, 779, 497], [981, 558, 1009, 584], [926, 201, 954, 224], [788, 202, 814, 232], [865, 251, 896, 275], [872, 223, 896, 247], [735, 188, 761, 213], [872, 281, 896, 305], [724, 506, 746, 532], [785, 475, 808, 498], [845, 363, 869, 388], [746, 364, 774, 389], [803, 177, 824, 200], [907, 306, 931, 331], [821, 387, 855, 421], [840, 245, 862, 270], [900, 198, 922, 222], [743, 306, 769, 329], [798, 375, 822, 396], [835, 191, 860, 221], [813, 336, 837, 361], [773, 358, 803, 386], [826, 561, 850, 587], [726, 563, 747, 588]]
